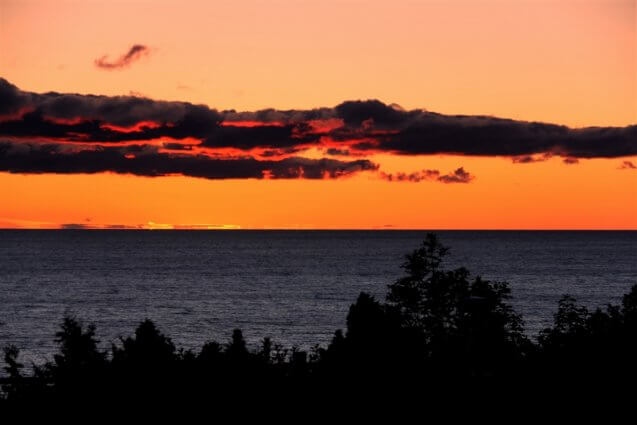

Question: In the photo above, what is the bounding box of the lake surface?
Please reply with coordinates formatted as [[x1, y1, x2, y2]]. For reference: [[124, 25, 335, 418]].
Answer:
[[0, 230, 635, 365]]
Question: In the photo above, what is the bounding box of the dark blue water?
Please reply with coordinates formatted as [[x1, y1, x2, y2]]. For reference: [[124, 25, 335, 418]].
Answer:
[[0, 230, 635, 365]]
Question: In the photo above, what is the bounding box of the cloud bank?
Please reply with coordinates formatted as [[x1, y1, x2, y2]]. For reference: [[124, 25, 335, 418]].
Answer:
[[1, 78, 634, 181], [0, 141, 376, 180]]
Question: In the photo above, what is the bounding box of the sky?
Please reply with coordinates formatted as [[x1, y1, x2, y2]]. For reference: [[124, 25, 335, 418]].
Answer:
[[0, 0, 635, 229]]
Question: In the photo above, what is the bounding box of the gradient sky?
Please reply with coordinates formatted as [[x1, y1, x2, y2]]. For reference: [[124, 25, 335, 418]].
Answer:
[[0, 0, 635, 229]]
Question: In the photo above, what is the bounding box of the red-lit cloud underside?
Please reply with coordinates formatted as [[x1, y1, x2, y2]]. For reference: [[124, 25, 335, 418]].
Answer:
[[1, 78, 635, 182]]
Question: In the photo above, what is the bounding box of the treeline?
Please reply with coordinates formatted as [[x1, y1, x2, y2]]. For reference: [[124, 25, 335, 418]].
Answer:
[[1, 234, 636, 406]]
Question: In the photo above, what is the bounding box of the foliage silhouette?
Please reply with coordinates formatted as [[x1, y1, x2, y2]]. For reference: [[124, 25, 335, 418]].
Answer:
[[1, 345, 24, 402], [537, 285, 637, 382], [385, 233, 529, 378]]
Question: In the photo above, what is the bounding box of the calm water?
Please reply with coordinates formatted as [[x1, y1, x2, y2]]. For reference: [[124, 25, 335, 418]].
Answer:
[[0, 230, 635, 365]]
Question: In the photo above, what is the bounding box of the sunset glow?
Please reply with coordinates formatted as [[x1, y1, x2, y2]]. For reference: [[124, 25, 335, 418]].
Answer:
[[1, 0, 635, 229]]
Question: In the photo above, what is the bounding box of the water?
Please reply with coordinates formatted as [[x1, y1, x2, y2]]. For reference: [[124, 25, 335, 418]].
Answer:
[[0, 230, 635, 365]]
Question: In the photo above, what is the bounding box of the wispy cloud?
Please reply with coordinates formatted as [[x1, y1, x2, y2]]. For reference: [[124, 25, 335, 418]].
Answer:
[[380, 169, 440, 183], [437, 167, 474, 184], [380, 167, 474, 184], [94, 44, 149, 70]]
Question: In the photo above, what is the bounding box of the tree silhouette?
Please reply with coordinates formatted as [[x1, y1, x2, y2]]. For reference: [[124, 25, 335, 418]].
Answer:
[[226, 329, 248, 359], [112, 319, 176, 368], [2, 345, 23, 380], [52, 316, 107, 372], [19, 315, 109, 404], [387, 233, 449, 328], [537, 285, 637, 381], [1, 345, 24, 402], [109, 319, 179, 403], [386, 233, 528, 377]]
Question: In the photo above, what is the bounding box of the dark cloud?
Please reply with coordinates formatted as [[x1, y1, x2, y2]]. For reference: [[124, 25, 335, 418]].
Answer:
[[105, 224, 140, 229], [331, 102, 637, 159], [202, 123, 319, 149], [326, 148, 350, 156], [562, 157, 579, 165], [95, 44, 149, 70], [0, 78, 30, 115], [380, 167, 474, 184], [60, 223, 139, 229], [222, 107, 335, 123], [0, 107, 221, 143], [437, 168, 474, 184], [163, 143, 194, 151], [60, 223, 92, 229], [512, 154, 551, 164], [260, 147, 305, 157], [1, 79, 634, 161], [335, 100, 415, 127], [0, 78, 221, 128], [0, 81, 223, 143], [619, 160, 636, 170], [380, 169, 440, 183], [0, 141, 377, 180]]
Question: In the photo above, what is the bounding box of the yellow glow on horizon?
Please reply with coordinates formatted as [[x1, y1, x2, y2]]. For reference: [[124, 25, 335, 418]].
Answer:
[[1, 153, 635, 230], [145, 222, 242, 230]]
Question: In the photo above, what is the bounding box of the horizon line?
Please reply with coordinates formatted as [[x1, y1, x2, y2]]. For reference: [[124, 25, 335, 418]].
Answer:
[[1, 227, 636, 231]]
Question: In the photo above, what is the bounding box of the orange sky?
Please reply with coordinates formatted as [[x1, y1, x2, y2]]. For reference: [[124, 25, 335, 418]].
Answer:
[[0, 0, 635, 229]]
